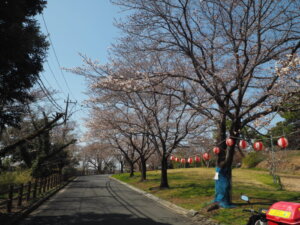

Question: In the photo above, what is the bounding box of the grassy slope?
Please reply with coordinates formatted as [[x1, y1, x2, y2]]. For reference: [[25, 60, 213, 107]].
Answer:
[[112, 168, 300, 225]]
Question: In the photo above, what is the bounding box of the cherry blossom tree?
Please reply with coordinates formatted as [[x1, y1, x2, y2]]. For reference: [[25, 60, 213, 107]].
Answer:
[[97, 108, 154, 180], [118, 89, 204, 186], [85, 108, 141, 177], [109, 0, 300, 206], [114, 152, 125, 173], [81, 142, 114, 174], [68, 54, 208, 186]]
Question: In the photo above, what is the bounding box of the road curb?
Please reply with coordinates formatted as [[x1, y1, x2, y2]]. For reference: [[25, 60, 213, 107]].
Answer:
[[109, 176, 191, 216], [5, 177, 77, 225]]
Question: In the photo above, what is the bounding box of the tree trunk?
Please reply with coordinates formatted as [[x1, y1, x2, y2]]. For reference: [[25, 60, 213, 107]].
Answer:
[[97, 164, 102, 174], [137, 160, 142, 172], [120, 161, 124, 173], [214, 115, 241, 207], [214, 166, 232, 207], [216, 117, 227, 167], [140, 156, 147, 182], [214, 118, 234, 207], [160, 155, 169, 188], [19, 144, 32, 168], [129, 162, 134, 177]]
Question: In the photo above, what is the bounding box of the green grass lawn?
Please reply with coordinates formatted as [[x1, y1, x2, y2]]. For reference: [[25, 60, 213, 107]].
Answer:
[[112, 168, 300, 225]]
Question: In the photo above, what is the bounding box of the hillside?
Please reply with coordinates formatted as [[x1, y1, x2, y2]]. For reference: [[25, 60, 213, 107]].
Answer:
[[254, 150, 300, 191], [255, 150, 300, 173]]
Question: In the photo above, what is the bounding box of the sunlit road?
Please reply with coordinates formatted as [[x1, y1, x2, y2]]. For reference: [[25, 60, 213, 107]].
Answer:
[[20, 175, 197, 225]]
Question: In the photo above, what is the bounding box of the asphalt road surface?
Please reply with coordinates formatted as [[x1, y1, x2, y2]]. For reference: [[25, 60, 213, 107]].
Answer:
[[20, 175, 198, 225]]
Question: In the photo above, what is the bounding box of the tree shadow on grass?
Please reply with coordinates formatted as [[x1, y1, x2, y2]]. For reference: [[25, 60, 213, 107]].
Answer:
[[234, 201, 274, 207], [20, 213, 173, 225], [286, 196, 300, 202], [148, 183, 215, 195], [241, 195, 300, 206], [170, 183, 215, 189]]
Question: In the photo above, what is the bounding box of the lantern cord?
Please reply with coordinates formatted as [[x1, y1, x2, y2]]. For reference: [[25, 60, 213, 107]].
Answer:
[[170, 130, 300, 161], [227, 129, 300, 142]]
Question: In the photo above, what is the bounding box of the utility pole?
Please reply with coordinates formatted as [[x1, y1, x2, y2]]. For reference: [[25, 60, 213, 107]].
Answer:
[[63, 94, 77, 124], [62, 95, 77, 139]]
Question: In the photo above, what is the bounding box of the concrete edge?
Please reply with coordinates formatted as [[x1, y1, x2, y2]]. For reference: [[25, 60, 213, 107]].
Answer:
[[7, 177, 77, 225], [109, 176, 191, 217]]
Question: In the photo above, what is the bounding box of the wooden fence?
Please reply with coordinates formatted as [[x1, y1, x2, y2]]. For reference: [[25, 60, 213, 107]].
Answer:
[[0, 174, 63, 213]]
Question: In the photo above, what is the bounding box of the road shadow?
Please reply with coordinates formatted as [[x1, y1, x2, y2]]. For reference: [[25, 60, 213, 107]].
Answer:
[[70, 180, 86, 183], [67, 185, 107, 189], [20, 213, 173, 225]]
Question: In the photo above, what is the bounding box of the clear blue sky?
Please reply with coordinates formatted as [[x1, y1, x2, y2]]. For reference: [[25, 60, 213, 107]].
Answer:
[[36, 0, 123, 137]]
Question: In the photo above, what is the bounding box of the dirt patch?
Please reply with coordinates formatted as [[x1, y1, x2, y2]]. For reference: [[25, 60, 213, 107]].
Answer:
[[280, 175, 300, 191]]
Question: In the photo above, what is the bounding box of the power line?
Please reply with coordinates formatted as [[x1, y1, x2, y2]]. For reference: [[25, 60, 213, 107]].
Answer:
[[41, 13, 76, 100], [40, 71, 66, 104], [37, 77, 63, 111], [40, 71, 52, 88], [38, 80, 62, 111], [46, 61, 68, 98]]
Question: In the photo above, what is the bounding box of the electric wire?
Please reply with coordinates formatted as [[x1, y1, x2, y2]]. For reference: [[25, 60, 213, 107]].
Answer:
[[41, 13, 76, 100], [37, 77, 63, 111], [37, 80, 62, 111], [46, 61, 68, 98], [40, 69, 66, 101], [40, 72, 66, 110], [40, 71, 52, 88]]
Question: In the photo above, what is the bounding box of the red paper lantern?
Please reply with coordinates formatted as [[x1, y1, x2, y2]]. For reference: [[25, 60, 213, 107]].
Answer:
[[181, 158, 186, 164], [277, 137, 288, 148], [170, 155, 175, 161], [195, 156, 201, 162], [175, 157, 180, 162], [203, 153, 210, 161], [239, 140, 247, 149], [253, 141, 264, 151], [226, 138, 235, 147], [213, 147, 220, 155], [187, 157, 193, 164]]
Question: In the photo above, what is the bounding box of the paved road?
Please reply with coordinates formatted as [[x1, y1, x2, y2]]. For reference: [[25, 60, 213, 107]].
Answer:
[[20, 175, 197, 225]]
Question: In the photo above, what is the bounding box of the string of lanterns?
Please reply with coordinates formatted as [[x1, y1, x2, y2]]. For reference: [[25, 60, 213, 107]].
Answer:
[[169, 136, 289, 163]]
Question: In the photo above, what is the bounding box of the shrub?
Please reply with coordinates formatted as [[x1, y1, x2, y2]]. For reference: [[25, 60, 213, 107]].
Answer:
[[0, 169, 32, 192], [242, 152, 264, 168], [62, 167, 78, 180]]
